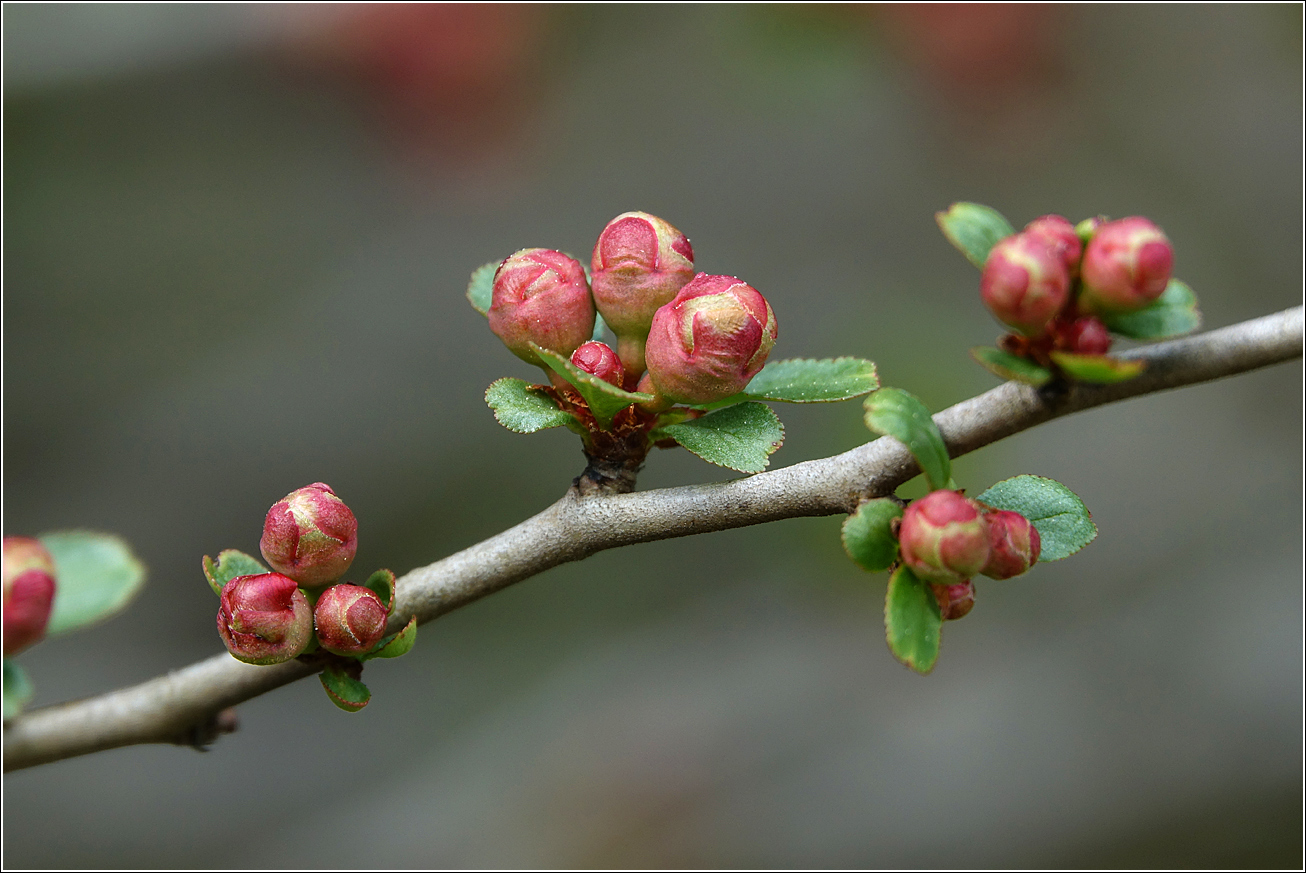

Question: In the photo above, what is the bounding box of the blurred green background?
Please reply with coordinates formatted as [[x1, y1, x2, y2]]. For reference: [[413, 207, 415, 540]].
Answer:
[[3, 4, 1301, 867]]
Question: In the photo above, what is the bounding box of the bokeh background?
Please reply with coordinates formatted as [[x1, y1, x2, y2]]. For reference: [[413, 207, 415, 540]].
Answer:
[[3, 4, 1301, 868]]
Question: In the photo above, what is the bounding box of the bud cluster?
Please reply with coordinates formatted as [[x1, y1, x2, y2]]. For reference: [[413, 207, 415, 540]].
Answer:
[[895, 490, 1041, 620]]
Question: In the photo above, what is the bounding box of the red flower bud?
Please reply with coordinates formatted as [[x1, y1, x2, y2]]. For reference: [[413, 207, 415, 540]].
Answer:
[[1079, 217, 1174, 313], [590, 212, 694, 347], [217, 573, 313, 665], [1023, 214, 1083, 276], [313, 583, 389, 656], [898, 490, 991, 584], [3, 537, 57, 657], [1054, 314, 1112, 355], [260, 483, 358, 587], [570, 340, 625, 387], [643, 273, 777, 405], [488, 248, 596, 366], [979, 509, 1041, 580], [980, 233, 1071, 337], [930, 580, 976, 621]]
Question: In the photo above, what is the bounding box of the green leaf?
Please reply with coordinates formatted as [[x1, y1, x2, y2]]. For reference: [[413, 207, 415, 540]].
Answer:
[[3, 659, 35, 722], [739, 357, 879, 404], [40, 531, 147, 636], [655, 402, 785, 473], [466, 261, 497, 316], [935, 202, 1016, 269], [970, 346, 1053, 386], [863, 388, 950, 492], [485, 378, 577, 434], [1049, 351, 1146, 384], [1100, 279, 1202, 340], [842, 498, 903, 572], [320, 667, 370, 712], [531, 344, 654, 430], [884, 565, 942, 674], [365, 615, 418, 660], [976, 475, 1097, 562], [363, 569, 395, 612], [202, 549, 268, 596], [591, 312, 609, 343]]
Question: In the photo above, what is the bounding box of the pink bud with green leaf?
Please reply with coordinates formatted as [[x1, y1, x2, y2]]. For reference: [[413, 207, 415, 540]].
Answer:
[[643, 273, 777, 405], [930, 579, 976, 621], [1023, 214, 1083, 276], [3, 537, 57, 657], [570, 340, 625, 387], [313, 583, 389, 657], [488, 248, 595, 367], [979, 509, 1041, 580], [260, 483, 358, 587], [898, 490, 991, 584], [217, 573, 313, 665], [1079, 217, 1174, 314], [980, 233, 1071, 337]]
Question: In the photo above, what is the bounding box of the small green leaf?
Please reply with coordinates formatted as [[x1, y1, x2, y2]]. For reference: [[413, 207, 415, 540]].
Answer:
[[885, 565, 942, 674], [3, 659, 35, 722], [531, 344, 655, 430], [970, 347, 1053, 386], [936, 202, 1016, 269], [485, 378, 577, 434], [738, 357, 880, 404], [842, 498, 903, 572], [592, 312, 610, 343], [40, 531, 147, 636], [863, 388, 950, 492], [363, 569, 396, 612], [1100, 279, 1202, 340], [976, 475, 1097, 562], [655, 402, 785, 473], [320, 667, 370, 712], [1049, 351, 1146, 384], [202, 549, 268, 596], [466, 261, 497, 316], [365, 615, 418, 660]]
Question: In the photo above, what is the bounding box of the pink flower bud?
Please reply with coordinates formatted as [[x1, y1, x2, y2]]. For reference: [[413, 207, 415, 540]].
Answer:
[[643, 273, 777, 405], [898, 490, 991, 584], [979, 233, 1071, 337], [570, 341, 625, 387], [3, 537, 57, 657], [930, 580, 976, 621], [1079, 217, 1174, 313], [1054, 315, 1112, 355], [217, 573, 313, 665], [260, 483, 358, 587], [979, 509, 1041, 580], [488, 248, 596, 366], [590, 212, 694, 347], [313, 583, 389, 656], [1023, 214, 1083, 275]]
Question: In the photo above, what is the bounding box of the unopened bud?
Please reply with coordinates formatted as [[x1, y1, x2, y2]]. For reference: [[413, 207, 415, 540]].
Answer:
[[217, 573, 313, 665], [644, 273, 777, 405], [1054, 314, 1112, 355], [980, 233, 1071, 337], [1023, 215, 1083, 275], [3, 537, 57, 657], [570, 341, 625, 387], [979, 509, 1041, 580], [313, 583, 389, 656], [260, 483, 358, 587], [488, 249, 596, 366], [1079, 217, 1174, 313], [898, 490, 991, 584], [930, 580, 976, 621]]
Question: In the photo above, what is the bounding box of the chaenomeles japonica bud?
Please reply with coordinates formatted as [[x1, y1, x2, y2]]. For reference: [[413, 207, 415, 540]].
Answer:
[[1023, 214, 1083, 276], [260, 483, 358, 587], [217, 573, 313, 665], [643, 273, 777, 405], [930, 580, 976, 621], [590, 212, 695, 375], [1078, 217, 1174, 314], [313, 583, 389, 657], [979, 509, 1041, 580], [2, 536, 57, 657], [488, 248, 596, 367], [979, 233, 1071, 338], [898, 490, 991, 585], [1054, 314, 1112, 355], [571, 340, 625, 387]]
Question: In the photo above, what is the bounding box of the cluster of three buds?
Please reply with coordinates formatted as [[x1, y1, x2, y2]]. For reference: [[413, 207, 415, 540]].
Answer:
[[897, 490, 1041, 620], [489, 212, 777, 407]]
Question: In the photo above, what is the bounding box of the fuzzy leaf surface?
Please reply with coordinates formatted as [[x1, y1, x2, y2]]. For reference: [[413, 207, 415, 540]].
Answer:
[[466, 261, 497, 316], [202, 549, 268, 596], [320, 667, 370, 712], [863, 388, 950, 491], [532, 344, 654, 430], [885, 565, 942, 674], [1049, 351, 1146, 383], [737, 357, 880, 404], [656, 402, 785, 473], [485, 378, 576, 434], [3, 659, 35, 721], [970, 346, 1053, 386], [1100, 279, 1202, 339], [40, 531, 147, 636], [842, 498, 903, 572], [976, 475, 1097, 562], [936, 202, 1015, 269]]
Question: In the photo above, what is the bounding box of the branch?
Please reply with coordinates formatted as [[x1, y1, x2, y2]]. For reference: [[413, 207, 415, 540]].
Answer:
[[5, 306, 1300, 771]]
